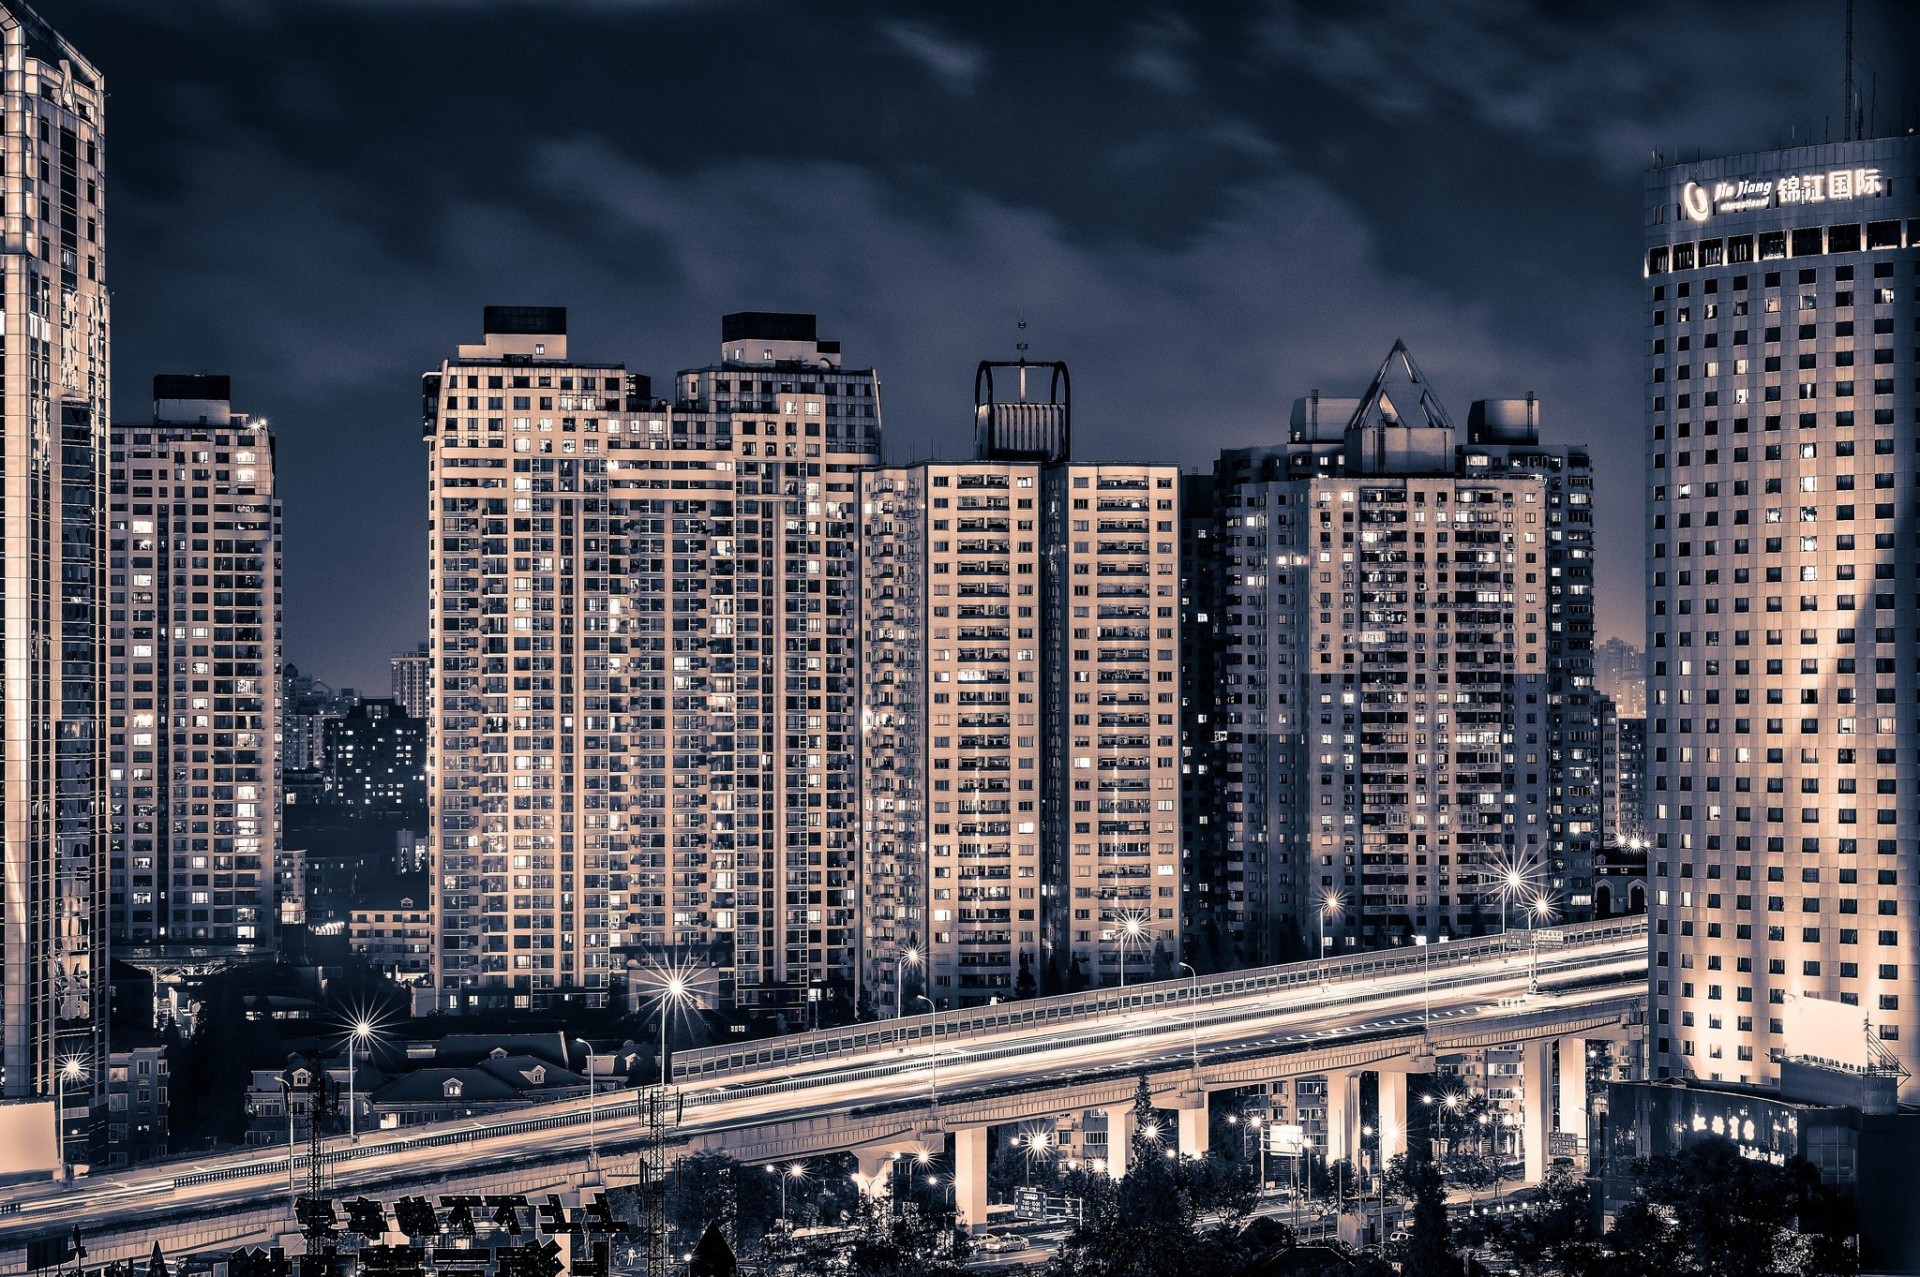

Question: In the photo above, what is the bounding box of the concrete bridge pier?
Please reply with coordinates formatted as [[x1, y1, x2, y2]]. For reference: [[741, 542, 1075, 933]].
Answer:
[[1101, 1102, 1137, 1178], [1523, 1039, 1553, 1184], [1557, 1035, 1592, 1153], [1376, 1068, 1408, 1163], [953, 1127, 989, 1229], [851, 1147, 898, 1200], [1323, 1069, 1357, 1164]]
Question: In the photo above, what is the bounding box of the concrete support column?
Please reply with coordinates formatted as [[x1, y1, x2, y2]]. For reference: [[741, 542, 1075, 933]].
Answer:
[[1322, 1071, 1356, 1164], [1177, 1105, 1210, 1159], [852, 1148, 896, 1200], [1557, 1037, 1590, 1149], [1523, 1039, 1553, 1185], [953, 1127, 989, 1229], [1102, 1104, 1136, 1178], [1377, 1070, 1407, 1163]]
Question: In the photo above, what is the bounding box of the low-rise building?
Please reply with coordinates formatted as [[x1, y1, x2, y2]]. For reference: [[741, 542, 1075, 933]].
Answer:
[[349, 888, 433, 985], [103, 1046, 168, 1166]]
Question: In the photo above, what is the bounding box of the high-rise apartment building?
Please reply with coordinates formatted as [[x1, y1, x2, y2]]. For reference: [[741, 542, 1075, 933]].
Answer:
[[1178, 472, 1232, 969], [1643, 136, 1920, 1097], [390, 642, 430, 718], [425, 308, 880, 1016], [108, 376, 282, 949], [1, 5, 109, 1108], [860, 366, 1181, 1009], [1205, 344, 1593, 960]]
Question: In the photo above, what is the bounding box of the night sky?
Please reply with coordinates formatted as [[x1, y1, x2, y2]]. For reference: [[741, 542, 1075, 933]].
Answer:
[[59, 0, 1919, 689]]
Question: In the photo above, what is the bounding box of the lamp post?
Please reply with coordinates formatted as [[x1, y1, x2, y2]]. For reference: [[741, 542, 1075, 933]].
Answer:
[[895, 946, 922, 1020], [915, 994, 940, 1112], [1178, 961, 1200, 1072], [281, 1078, 296, 1199], [346, 1018, 374, 1142], [585, 1053, 600, 1172], [1117, 914, 1146, 989], [55, 1056, 85, 1183], [775, 1161, 806, 1224], [1496, 861, 1532, 939], [1318, 891, 1343, 987], [1527, 893, 1556, 994], [657, 973, 691, 1086]]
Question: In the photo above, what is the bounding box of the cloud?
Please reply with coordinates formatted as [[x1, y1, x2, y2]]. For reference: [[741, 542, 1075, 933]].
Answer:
[[1122, 13, 1201, 96], [879, 19, 985, 93]]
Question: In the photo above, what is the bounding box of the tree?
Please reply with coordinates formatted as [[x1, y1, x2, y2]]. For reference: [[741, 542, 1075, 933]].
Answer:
[[1484, 1163, 1601, 1277], [1016, 951, 1038, 1001], [1398, 1152, 1462, 1277], [1627, 1137, 1856, 1277]]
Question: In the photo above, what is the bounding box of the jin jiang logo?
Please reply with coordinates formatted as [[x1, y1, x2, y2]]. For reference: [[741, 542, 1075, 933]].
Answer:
[[1681, 167, 1884, 222]]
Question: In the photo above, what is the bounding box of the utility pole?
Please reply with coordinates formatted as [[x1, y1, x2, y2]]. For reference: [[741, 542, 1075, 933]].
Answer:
[[639, 1085, 682, 1274]]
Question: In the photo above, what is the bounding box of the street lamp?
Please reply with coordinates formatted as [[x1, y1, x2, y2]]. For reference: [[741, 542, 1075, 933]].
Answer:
[[1317, 891, 1344, 985], [656, 972, 693, 1086], [55, 1056, 85, 1183], [1178, 961, 1200, 1072], [895, 946, 922, 1019], [1020, 1129, 1053, 1185], [1527, 892, 1557, 994], [346, 1018, 376, 1142], [1494, 858, 1534, 938], [280, 1078, 297, 1199], [1116, 913, 1147, 988], [774, 1160, 807, 1224], [915, 994, 940, 1112]]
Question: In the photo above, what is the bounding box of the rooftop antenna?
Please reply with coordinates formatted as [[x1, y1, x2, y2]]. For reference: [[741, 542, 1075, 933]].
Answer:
[[1016, 312, 1030, 400], [1843, 0, 1854, 142]]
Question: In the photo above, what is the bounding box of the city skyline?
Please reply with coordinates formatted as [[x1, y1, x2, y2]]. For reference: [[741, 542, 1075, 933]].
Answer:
[[54, 0, 1920, 690]]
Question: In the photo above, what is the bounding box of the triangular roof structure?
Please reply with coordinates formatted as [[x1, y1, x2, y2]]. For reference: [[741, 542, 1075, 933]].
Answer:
[[1346, 339, 1455, 434]]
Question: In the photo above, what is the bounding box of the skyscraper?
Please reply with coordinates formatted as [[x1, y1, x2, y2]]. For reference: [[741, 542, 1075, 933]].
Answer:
[[0, 5, 109, 1111], [425, 308, 880, 1018], [108, 376, 282, 948], [1206, 344, 1593, 960], [1643, 135, 1920, 1097], [859, 444, 1182, 1008]]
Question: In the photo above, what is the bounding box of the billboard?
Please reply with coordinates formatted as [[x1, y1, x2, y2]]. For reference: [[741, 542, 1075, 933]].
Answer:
[[0, 1099, 58, 1183], [1783, 994, 1873, 1070]]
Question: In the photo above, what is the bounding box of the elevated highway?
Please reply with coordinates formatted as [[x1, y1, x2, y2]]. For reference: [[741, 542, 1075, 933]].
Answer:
[[0, 918, 1647, 1269]]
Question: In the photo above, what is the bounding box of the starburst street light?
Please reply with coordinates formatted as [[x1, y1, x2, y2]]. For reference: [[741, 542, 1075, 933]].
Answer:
[[335, 1003, 392, 1143], [772, 1160, 809, 1223], [640, 957, 705, 1087], [1111, 910, 1149, 988], [895, 945, 922, 1019], [1527, 892, 1558, 993], [1317, 890, 1344, 986], [55, 1055, 87, 1183], [1018, 1126, 1055, 1184], [1490, 856, 1538, 936]]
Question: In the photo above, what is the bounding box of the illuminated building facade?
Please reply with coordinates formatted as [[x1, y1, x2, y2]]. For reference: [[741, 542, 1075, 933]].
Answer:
[[0, 4, 110, 1112], [1643, 136, 1920, 1098], [859, 457, 1181, 1007], [109, 376, 282, 948], [861, 358, 1181, 1009], [425, 308, 880, 1017], [1210, 344, 1594, 960]]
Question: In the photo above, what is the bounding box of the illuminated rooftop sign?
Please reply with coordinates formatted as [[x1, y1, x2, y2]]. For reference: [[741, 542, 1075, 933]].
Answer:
[[1681, 166, 1883, 222]]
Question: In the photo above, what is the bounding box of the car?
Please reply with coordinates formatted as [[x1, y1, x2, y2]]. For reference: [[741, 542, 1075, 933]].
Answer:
[[996, 1235, 1030, 1252]]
